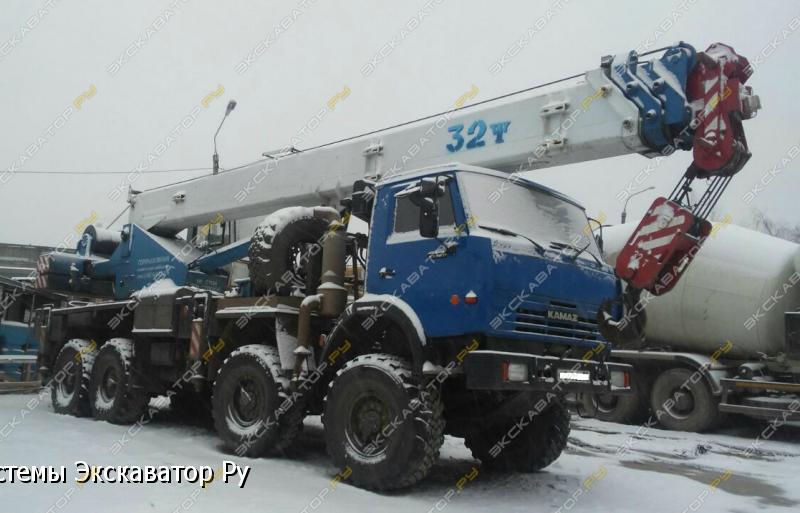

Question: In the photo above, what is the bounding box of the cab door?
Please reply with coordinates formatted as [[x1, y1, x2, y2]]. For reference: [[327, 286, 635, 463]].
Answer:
[[365, 175, 481, 337]]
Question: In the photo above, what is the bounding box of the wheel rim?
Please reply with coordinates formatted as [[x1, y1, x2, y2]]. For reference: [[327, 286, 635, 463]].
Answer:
[[593, 394, 619, 414], [100, 366, 119, 403], [286, 240, 318, 289], [345, 392, 392, 458], [58, 362, 77, 400], [230, 376, 263, 427], [666, 385, 696, 419]]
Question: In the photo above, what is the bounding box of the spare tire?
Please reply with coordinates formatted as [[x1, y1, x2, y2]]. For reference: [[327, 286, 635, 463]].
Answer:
[[248, 208, 332, 296]]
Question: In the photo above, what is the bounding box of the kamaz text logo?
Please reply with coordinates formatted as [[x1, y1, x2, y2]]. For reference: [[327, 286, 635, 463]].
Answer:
[[546, 310, 577, 322]]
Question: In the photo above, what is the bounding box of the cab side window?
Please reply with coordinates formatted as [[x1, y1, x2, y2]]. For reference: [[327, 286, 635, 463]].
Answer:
[[393, 182, 456, 234]]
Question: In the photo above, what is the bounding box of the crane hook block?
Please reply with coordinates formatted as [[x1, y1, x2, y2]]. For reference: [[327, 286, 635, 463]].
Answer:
[[616, 197, 711, 296]]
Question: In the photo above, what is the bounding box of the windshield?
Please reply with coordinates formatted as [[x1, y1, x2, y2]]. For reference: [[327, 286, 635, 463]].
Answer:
[[460, 173, 601, 260]]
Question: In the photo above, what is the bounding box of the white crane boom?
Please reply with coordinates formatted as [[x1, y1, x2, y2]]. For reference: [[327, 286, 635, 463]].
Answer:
[[129, 42, 758, 238], [130, 68, 644, 235]]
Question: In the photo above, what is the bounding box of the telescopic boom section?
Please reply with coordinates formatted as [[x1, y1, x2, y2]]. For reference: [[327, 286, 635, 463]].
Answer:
[[131, 67, 644, 235], [129, 42, 758, 238]]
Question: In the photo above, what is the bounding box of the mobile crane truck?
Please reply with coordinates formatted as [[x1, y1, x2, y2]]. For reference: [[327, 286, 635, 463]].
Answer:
[[32, 41, 759, 490]]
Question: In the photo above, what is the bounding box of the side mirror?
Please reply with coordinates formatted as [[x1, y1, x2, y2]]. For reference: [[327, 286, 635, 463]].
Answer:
[[593, 222, 604, 255], [419, 197, 439, 238], [586, 217, 604, 256], [420, 177, 447, 199]]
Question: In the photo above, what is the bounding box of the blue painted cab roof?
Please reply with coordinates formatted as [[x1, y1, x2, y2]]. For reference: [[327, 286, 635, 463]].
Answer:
[[376, 162, 585, 210]]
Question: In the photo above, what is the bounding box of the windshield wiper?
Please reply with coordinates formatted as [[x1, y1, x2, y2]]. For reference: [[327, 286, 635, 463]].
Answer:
[[479, 225, 546, 256], [549, 241, 603, 267]]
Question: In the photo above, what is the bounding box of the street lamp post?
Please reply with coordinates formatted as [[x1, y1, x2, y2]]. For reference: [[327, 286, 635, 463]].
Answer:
[[213, 100, 237, 175], [621, 186, 655, 223]]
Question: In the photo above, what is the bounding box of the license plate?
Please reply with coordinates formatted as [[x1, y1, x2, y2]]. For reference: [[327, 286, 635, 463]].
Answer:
[[559, 370, 591, 382]]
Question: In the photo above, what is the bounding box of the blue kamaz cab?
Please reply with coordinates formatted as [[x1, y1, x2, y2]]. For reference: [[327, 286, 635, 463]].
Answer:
[[368, 164, 620, 361]]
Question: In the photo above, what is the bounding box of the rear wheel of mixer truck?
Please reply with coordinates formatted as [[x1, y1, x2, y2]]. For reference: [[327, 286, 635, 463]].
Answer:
[[650, 368, 721, 432], [580, 372, 650, 425], [322, 354, 444, 490]]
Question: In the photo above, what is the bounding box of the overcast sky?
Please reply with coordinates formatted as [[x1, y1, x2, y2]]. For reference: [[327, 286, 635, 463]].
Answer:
[[1, 0, 797, 247]]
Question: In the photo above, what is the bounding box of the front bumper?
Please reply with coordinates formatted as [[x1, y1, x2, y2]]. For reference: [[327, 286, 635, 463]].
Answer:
[[465, 350, 634, 395]]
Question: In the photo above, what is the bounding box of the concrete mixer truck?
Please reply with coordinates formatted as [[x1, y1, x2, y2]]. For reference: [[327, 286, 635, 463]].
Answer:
[[583, 223, 800, 433]]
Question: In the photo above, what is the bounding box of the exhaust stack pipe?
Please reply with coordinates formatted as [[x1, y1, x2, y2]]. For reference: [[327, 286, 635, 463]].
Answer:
[[293, 216, 348, 388]]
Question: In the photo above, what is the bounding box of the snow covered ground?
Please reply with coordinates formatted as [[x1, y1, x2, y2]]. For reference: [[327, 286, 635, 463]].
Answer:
[[1, 392, 799, 513]]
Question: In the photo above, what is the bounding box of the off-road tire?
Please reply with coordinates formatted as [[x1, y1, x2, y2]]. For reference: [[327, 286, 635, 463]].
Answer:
[[650, 368, 720, 432], [212, 345, 304, 457], [248, 210, 330, 296], [465, 399, 570, 472], [322, 354, 444, 491], [51, 339, 95, 417], [89, 339, 150, 424]]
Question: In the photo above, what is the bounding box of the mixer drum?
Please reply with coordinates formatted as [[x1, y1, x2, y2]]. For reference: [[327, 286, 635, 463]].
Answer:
[[603, 223, 800, 359]]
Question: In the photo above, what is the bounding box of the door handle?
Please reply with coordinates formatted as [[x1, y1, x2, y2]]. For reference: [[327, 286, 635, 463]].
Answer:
[[379, 267, 396, 278]]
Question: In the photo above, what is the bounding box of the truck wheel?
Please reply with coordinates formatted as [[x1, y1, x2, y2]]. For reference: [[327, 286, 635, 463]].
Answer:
[[248, 209, 330, 296], [464, 400, 570, 472], [212, 345, 304, 457], [51, 339, 95, 417], [89, 339, 150, 424], [580, 374, 649, 424], [650, 368, 720, 432], [322, 354, 444, 490]]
